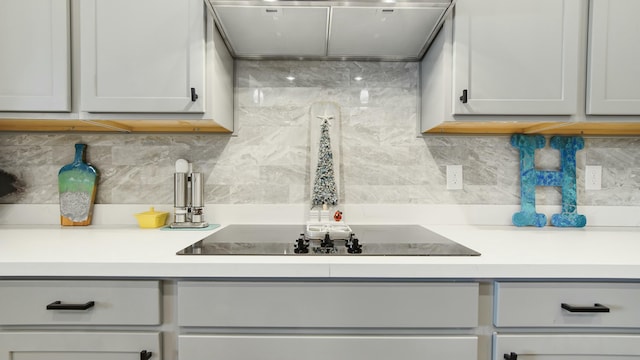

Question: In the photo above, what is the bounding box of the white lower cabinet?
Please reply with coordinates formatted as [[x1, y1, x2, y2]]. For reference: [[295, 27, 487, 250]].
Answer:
[[178, 281, 478, 328], [178, 281, 479, 360], [180, 335, 478, 360], [0, 280, 162, 360], [0, 332, 160, 360], [493, 282, 640, 360], [494, 282, 640, 328], [0, 280, 160, 325], [494, 334, 640, 359]]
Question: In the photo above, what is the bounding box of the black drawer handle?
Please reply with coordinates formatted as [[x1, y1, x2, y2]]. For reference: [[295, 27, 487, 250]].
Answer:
[[46, 300, 95, 310], [140, 350, 153, 360], [504, 352, 518, 360], [561, 302, 610, 313]]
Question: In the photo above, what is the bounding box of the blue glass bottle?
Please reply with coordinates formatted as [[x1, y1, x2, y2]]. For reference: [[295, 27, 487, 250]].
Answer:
[[58, 143, 98, 226]]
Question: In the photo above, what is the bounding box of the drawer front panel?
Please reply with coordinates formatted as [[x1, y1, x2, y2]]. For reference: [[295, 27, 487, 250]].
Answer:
[[495, 282, 640, 328], [178, 281, 478, 328], [0, 331, 161, 358], [494, 334, 640, 359], [0, 280, 160, 325], [180, 335, 478, 360]]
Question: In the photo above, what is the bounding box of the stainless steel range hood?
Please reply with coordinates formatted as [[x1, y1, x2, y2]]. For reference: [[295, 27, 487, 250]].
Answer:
[[205, 0, 454, 61]]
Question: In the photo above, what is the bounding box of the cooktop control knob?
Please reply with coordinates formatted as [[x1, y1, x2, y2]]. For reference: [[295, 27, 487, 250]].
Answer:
[[346, 234, 362, 254], [320, 232, 334, 248], [294, 235, 309, 254]]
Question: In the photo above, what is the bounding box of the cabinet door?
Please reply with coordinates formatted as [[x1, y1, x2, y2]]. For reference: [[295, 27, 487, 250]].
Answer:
[[453, 0, 582, 115], [0, 332, 160, 360], [587, 0, 640, 115], [0, 0, 70, 111], [181, 335, 477, 360], [80, 0, 205, 113], [494, 334, 640, 359]]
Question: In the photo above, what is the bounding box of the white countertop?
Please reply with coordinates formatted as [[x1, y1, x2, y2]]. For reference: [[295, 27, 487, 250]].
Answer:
[[1, 223, 639, 280]]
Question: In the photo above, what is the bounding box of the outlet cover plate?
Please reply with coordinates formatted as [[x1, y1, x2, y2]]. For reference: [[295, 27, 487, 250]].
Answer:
[[446, 165, 463, 190], [585, 165, 602, 190]]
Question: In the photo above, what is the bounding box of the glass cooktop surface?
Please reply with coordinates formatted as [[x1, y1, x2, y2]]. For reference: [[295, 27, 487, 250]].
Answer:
[[176, 225, 480, 256]]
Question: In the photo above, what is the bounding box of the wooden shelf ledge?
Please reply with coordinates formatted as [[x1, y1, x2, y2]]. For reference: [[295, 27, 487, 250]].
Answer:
[[0, 119, 231, 133], [425, 121, 640, 136]]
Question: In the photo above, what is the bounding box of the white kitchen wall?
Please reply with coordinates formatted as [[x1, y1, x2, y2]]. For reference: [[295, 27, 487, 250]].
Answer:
[[0, 60, 639, 206]]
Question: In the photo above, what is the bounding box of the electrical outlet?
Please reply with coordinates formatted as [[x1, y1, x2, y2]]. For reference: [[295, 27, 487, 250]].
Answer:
[[585, 165, 602, 190], [446, 165, 463, 190]]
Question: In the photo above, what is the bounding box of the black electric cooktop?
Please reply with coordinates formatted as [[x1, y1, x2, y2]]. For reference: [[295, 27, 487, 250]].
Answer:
[[176, 225, 480, 256]]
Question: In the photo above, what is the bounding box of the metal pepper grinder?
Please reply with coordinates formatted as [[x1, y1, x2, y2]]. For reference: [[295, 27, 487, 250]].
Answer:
[[170, 159, 208, 228]]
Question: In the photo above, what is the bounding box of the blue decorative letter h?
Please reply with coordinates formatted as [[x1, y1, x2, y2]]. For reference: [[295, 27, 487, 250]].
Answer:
[[511, 134, 586, 227]]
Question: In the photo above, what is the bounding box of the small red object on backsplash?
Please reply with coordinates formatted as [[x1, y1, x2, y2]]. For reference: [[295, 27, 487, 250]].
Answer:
[[333, 210, 343, 222]]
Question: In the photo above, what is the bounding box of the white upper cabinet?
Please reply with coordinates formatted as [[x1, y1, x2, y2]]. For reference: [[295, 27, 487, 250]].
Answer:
[[0, 0, 70, 112], [212, 6, 329, 58], [80, 0, 205, 113], [587, 0, 640, 115], [452, 0, 582, 115], [421, 0, 640, 134]]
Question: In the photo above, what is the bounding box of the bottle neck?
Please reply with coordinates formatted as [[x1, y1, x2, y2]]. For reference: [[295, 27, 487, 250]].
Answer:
[[73, 143, 86, 164]]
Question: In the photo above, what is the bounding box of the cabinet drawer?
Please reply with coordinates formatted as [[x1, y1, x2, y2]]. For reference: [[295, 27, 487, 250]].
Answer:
[[178, 281, 478, 328], [494, 334, 640, 359], [494, 282, 640, 328], [0, 332, 160, 359], [0, 280, 160, 325], [180, 335, 478, 360]]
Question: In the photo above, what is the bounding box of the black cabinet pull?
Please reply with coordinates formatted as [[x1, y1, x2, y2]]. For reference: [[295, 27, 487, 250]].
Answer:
[[459, 89, 468, 103], [140, 350, 153, 360], [46, 300, 95, 310], [504, 352, 518, 360], [561, 302, 610, 313], [191, 87, 198, 102]]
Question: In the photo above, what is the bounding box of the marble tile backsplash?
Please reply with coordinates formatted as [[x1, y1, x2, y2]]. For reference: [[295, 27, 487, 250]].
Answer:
[[1, 60, 639, 206]]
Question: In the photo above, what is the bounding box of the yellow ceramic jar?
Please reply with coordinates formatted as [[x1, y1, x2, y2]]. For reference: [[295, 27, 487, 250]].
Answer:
[[134, 207, 169, 228]]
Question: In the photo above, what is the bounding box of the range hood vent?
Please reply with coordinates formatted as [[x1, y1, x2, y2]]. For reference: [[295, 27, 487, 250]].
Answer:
[[205, 0, 454, 61]]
